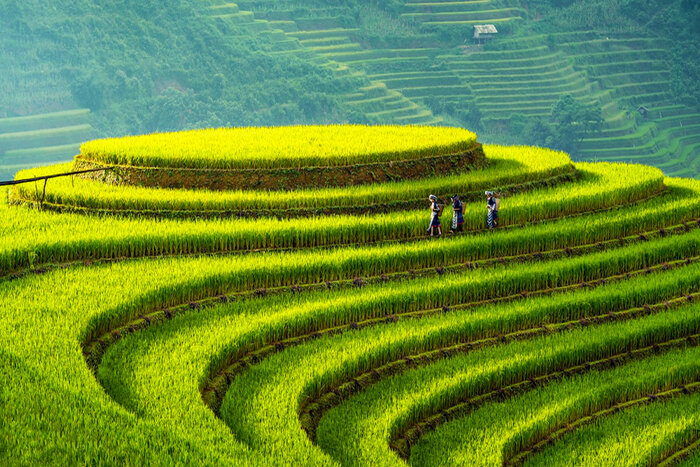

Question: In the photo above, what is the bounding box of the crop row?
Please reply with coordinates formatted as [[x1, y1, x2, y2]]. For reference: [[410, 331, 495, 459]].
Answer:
[[0, 246, 280, 464], [235, 276, 700, 436], [313, 302, 700, 466], [1, 186, 697, 464], [308, 296, 700, 449], [1, 15, 694, 465], [83, 214, 700, 374], [523, 389, 700, 466], [95, 235, 700, 466], [73, 182, 700, 344], [0, 123, 94, 153], [26, 171, 576, 219], [11, 145, 574, 215], [511, 383, 700, 466], [74, 145, 485, 191], [13, 213, 678, 466], [78, 125, 477, 170], [410, 347, 700, 466], [664, 439, 700, 467], [0, 162, 669, 277], [2, 262, 696, 467]]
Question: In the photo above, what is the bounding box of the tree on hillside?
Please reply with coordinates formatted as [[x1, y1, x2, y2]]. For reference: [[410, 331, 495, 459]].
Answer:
[[669, 0, 700, 108], [508, 95, 602, 152], [549, 95, 603, 153], [680, 0, 700, 33], [1, 0, 365, 134], [525, 117, 554, 148], [424, 97, 482, 131], [71, 73, 106, 111]]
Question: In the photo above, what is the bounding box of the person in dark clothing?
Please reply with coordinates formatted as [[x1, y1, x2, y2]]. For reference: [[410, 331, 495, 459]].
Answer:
[[450, 195, 464, 233], [492, 192, 500, 227], [427, 194, 442, 237], [486, 191, 496, 231]]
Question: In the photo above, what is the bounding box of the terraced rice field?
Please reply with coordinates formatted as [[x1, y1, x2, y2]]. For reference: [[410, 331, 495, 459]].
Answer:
[[203, 0, 414, 125], [227, 0, 446, 126], [2, 124, 700, 465], [0, 109, 96, 180], [225, 0, 699, 179]]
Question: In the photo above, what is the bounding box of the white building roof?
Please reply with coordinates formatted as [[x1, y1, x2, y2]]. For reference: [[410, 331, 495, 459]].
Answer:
[[474, 24, 498, 35]]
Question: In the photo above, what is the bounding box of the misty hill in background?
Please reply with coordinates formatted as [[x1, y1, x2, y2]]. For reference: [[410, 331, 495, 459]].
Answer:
[[1, 0, 699, 179]]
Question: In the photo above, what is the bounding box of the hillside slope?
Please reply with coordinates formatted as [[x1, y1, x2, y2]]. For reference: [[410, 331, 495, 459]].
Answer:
[[1, 0, 698, 179], [2, 127, 700, 464], [0, 0, 379, 178], [232, 0, 700, 178]]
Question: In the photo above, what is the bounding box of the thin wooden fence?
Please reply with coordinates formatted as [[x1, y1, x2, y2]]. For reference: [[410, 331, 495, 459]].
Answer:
[[0, 167, 111, 204]]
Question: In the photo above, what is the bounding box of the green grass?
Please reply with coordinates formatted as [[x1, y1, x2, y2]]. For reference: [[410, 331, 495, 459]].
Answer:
[[525, 391, 700, 466], [411, 347, 700, 466], [3, 187, 700, 464], [676, 450, 700, 467], [0, 252, 270, 465], [79, 125, 476, 170], [11, 145, 572, 214], [3, 128, 700, 466], [99, 234, 700, 466], [316, 300, 700, 466], [3, 2, 700, 463], [1, 162, 667, 276]]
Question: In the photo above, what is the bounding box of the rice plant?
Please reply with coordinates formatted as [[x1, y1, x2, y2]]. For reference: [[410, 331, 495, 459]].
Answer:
[[79, 125, 478, 169], [11, 145, 574, 214], [315, 302, 700, 466], [0, 162, 675, 276], [524, 392, 700, 467], [2, 124, 700, 466], [411, 347, 700, 466]]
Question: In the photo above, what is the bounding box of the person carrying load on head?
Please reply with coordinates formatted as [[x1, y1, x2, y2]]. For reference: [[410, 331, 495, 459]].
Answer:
[[427, 194, 442, 237], [450, 194, 464, 233], [486, 191, 496, 231]]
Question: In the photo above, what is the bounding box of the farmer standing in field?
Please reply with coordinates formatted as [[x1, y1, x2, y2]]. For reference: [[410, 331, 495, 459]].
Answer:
[[428, 194, 442, 237], [450, 194, 464, 233], [486, 191, 496, 231], [493, 192, 500, 227]]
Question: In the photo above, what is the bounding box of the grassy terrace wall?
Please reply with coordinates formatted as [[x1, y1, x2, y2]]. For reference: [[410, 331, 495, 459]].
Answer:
[[11, 145, 573, 217], [2, 124, 700, 465], [73, 125, 481, 190]]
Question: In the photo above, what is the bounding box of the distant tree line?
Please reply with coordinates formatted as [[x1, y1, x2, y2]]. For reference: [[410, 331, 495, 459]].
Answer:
[[0, 0, 368, 136]]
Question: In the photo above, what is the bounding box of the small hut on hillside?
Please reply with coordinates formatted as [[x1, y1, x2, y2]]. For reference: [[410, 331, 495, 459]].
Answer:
[[474, 24, 498, 44]]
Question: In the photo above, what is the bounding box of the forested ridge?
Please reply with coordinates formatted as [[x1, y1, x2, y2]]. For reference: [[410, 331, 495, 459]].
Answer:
[[0, 0, 366, 134]]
